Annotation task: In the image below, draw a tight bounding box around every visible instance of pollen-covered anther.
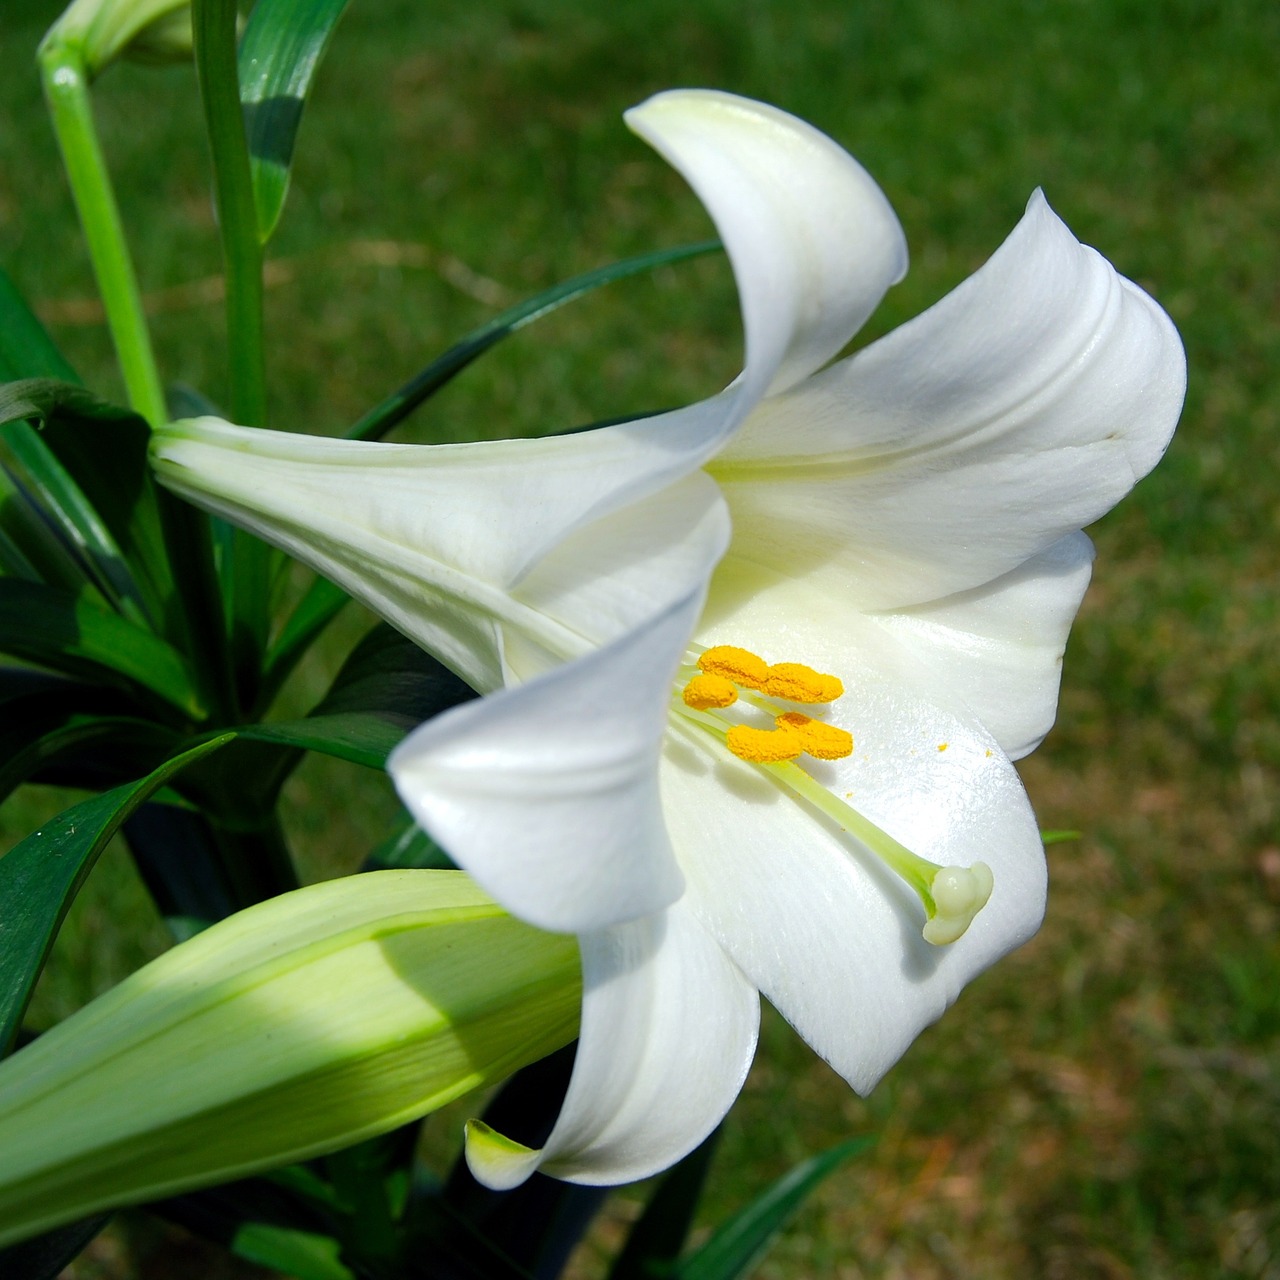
[682,673,739,710]
[761,662,844,704]
[775,712,853,760]
[725,723,804,764]
[697,645,769,690]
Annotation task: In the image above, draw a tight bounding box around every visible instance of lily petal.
[702,531,1096,760]
[153,415,730,691]
[662,668,1045,1094]
[389,589,707,934]
[627,89,908,399]
[465,900,759,1189]
[869,532,1096,758]
[710,190,1185,611]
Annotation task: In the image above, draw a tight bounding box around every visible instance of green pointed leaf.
[0,464,96,594]
[0,580,200,719]
[0,714,179,806]
[0,270,79,383]
[315,623,475,722]
[347,240,721,442]
[364,814,454,873]
[239,0,351,243]
[0,734,232,1056]
[259,575,350,708]
[1,420,150,628]
[0,379,171,624]
[1041,829,1082,846]
[238,711,407,770]
[0,1213,109,1280]
[672,1139,871,1280]
[232,1224,353,1280]
[608,1131,721,1280]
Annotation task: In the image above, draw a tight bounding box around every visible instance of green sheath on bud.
[40,0,192,79]
[0,870,581,1248]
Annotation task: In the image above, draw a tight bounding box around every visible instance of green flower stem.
[192,0,267,429]
[192,0,273,671]
[156,487,239,722]
[38,44,166,427]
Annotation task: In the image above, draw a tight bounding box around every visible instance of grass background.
[2,0,1279,1275]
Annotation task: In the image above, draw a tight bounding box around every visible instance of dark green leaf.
[0,464,95,594]
[347,241,721,442]
[0,579,200,718]
[434,1044,601,1280]
[238,0,351,242]
[259,574,350,709]
[0,378,170,624]
[0,734,232,1056]
[0,1213,109,1280]
[315,623,475,723]
[1041,829,1082,846]
[0,270,79,383]
[672,1139,871,1280]
[122,803,241,933]
[363,814,454,872]
[232,1224,354,1280]
[239,711,407,771]
[0,714,179,806]
[607,1131,721,1280]
[1,420,150,628]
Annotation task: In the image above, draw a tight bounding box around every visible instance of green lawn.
[2,0,1278,1275]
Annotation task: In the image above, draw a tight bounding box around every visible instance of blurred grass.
[2,0,1278,1275]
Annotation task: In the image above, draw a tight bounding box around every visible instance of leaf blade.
[0,579,200,719]
[238,0,351,243]
[673,1138,871,1280]
[0,734,232,1056]
[347,241,721,442]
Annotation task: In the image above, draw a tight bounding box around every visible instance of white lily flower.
[152,90,1185,1189]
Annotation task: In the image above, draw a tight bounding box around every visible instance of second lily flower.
[152,90,1185,1190]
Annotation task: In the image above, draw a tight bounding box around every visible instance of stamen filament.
[672,696,993,943]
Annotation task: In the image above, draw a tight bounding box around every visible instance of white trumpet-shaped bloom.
[152,90,1185,1190]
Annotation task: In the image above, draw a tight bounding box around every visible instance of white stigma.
[922,863,995,945]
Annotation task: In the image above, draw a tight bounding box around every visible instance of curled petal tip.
[463,1119,544,1190]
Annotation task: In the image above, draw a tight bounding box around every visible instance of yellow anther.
[682,673,739,710]
[698,645,769,690]
[725,723,804,764]
[775,712,854,761]
[761,662,844,704]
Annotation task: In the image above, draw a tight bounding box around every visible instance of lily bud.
[0,870,580,1248]
[40,0,192,79]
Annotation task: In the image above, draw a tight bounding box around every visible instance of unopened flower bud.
[0,870,580,1248]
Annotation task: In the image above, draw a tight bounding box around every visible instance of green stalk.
[38,44,166,427]
[191,0,272,686]
[191,0,267,428]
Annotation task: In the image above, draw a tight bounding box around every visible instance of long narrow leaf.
[0,269,79,383]
[607,1131,721,1280]
[0,716,179,806]
[672,1139,871,1280]
[238,711,407,771]
[1,421,150,627]
[0,466,96,594]
[239,0,351,243]
[0,580,200,719]
[0,379,170,623]
[258,574,350,712]
[347,241,721,442]
[0,734,232,1056]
